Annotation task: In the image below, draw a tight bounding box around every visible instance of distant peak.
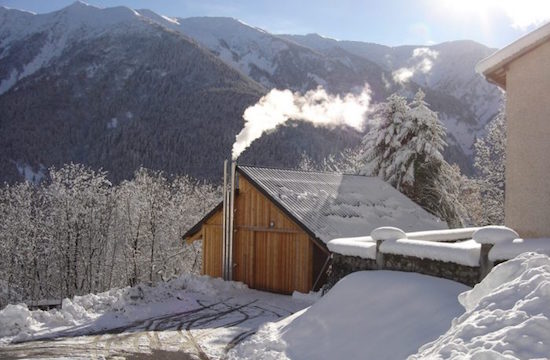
[59,1,99,14]
[432,39,492,51]
[58,1,141,21]
[66,1,93,9]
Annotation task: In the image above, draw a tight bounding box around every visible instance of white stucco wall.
[505,40,550,238]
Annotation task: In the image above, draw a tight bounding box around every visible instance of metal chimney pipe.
[221,160,228,280]
[228,161,237,281]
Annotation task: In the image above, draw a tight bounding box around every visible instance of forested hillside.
[0,2,502,184]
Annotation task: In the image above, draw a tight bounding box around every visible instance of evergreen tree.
[360,93,411,183]
[474,107,506,224]
[361,90,465,227]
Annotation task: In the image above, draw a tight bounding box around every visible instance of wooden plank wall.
[199,173,315,294]
[202,211,223,278]
[233,176,313,294]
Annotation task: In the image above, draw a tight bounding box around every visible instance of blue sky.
[1,0,549,48]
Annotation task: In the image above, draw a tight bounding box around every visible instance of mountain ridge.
[0,2,502,183]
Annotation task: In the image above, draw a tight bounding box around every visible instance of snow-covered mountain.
[0,2,503,183]
[0,2,148,94]
[135,13,502,170]
[133,12,394,100]
[282,34,503,159]
[0,2,267,182]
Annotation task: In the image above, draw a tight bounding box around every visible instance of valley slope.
[0,2,502,183]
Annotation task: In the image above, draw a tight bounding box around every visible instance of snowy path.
[0,285,310,359]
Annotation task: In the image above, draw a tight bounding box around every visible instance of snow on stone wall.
[327,226,550,288]
[328,226,550,266]
[327,237,377,259]
[380,239,480,267]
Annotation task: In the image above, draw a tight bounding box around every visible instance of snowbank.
[0,274,247,344]
[0,304,38,338]
[228,271,468,360]
[380,239,481,267]
[410,252,550,359]
[291,290,322,303]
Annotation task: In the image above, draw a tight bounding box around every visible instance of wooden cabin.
[183,165,446,294]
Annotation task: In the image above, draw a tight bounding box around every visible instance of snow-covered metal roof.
[476,21,550,88]
[238,165,447,244]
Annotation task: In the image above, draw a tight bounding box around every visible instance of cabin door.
[232,229,312,294]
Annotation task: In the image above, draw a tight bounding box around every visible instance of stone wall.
[328,252,481,289]
[327,254,377,289]
[383,254,480,287]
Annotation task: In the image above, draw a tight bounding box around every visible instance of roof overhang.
[180,167,330,253]
[236,166,330,253]
[476,21,550,89]
[182,201,223,242]
[236,165,338,247]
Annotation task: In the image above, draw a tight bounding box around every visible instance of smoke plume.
[232,85,371,160]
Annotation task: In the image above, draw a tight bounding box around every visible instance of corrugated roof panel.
[238,166,447,243]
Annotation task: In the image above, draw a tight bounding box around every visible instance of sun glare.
[441,0,491,18]
[440,0,550,30]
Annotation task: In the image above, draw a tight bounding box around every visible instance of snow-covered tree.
[0,164,221,307]
[114,169,169,286]
[112,168,221,286]
[360,93,411,183]
[45,164,113,297]
[474,107,506,225]
[298,149,363,174]
[425,162,479,228]
[298,152,318,172]
[360,90,467,226]
[361,90,446,189]
[0,182,48,303]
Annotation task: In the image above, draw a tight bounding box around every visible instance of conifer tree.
[474,107,506,224]
[361,90,464,226]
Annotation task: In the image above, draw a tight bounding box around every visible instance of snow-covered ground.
[0,274,312,359]
[228,252,550,360]
[228,271,469,359]
[3,252,549,359]
[0,274,239,343]
[411,252,550,359]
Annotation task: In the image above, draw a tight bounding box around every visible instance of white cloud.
[439,0,550,30]
[500,0,550,29]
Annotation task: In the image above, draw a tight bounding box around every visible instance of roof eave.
[476,21,550,90]
[181,201,223,241]
[236,166,329,252]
